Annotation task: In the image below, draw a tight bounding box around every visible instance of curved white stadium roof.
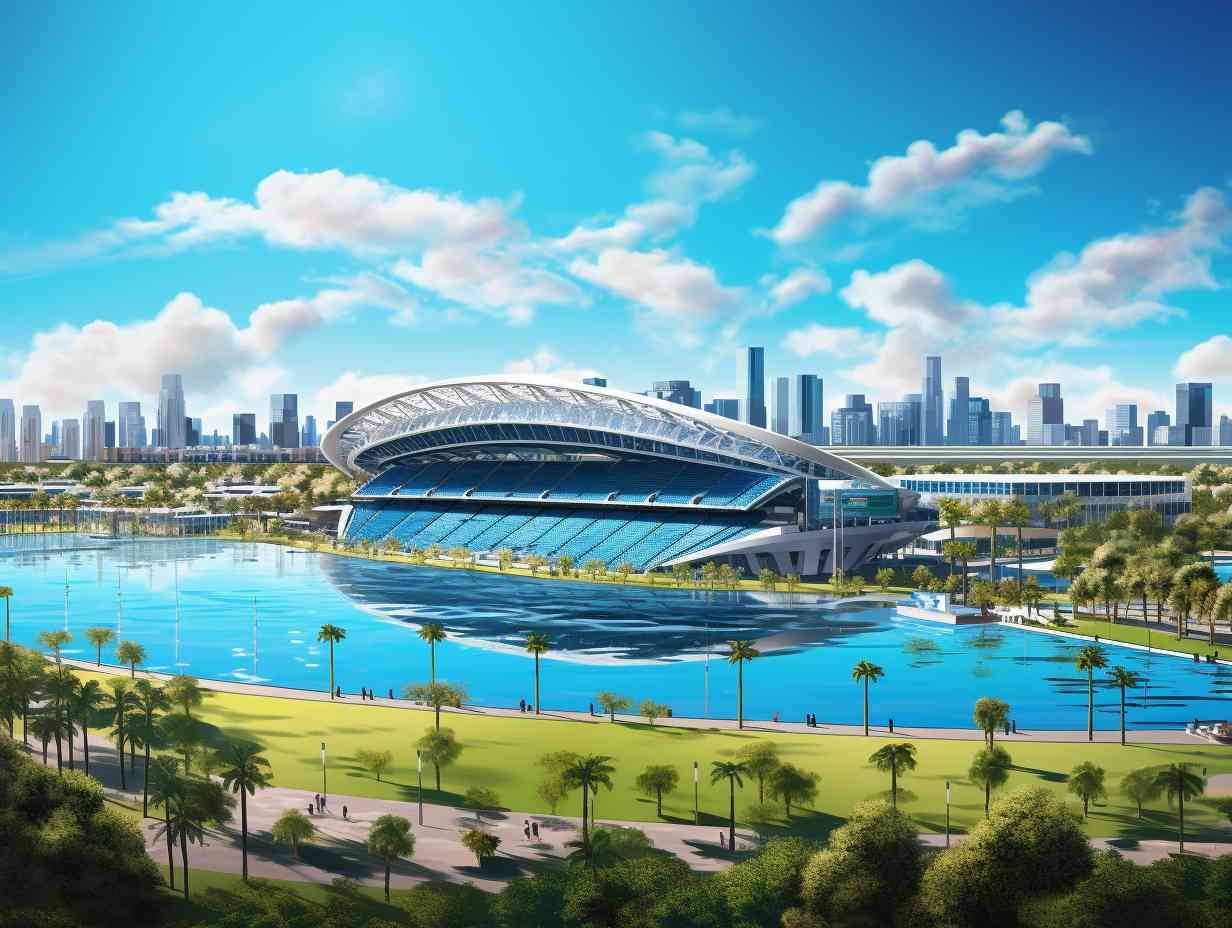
[321,375,892,488]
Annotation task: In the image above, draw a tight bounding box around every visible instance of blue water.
[2,534,1229,730]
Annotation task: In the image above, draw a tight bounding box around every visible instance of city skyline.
[4,4,1232,438]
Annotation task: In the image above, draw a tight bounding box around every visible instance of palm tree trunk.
[54,732,62,772]
[1017,527,1024,591]
[1120,688,1126,746]
[329,642,335,699]
[430,642,436,686]
[434,702,440,730]
[180,829,190,899]
[1179,793,1185,853]
[165,813,176,890]
[117,733,127,790]
[1087,671,1094,742]
[728,779,736,852]
[863,678,869,736]
[82,721,90,776]
[737,660,744,729]
[891,765,897,808]
[143,740,151,816]
[384,861,391,902]
[581,782,590,845]
[534,653,541,715]
[434,763,440,792]
[657,788,662,816]
[985,781,990,815]
[240,790,248,881]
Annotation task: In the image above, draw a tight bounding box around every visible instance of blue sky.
[2,1,1230,435]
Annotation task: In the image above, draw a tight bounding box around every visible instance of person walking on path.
[342,805,348,820]
[523,819,531,841]
[531,821,539,840]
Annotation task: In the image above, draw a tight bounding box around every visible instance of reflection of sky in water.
[2,534,1229,729]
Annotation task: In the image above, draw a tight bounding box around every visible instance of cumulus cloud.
[782,324,880,357]
[678,106,761,137]
[769,111,1091,245]
[767,267,832,308]
[840,259,983,331]
[1175,334,1232,382]
[552,200,695,252]
[502,345,601,383]
[568,248,742,321]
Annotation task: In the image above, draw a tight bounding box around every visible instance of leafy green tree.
[1120,766,1163,819]
[911,564,934,589]
[937,497,970,576]
[272,807,315,860]
[875,567,896,591]
[403,681,468,730]
[869,742,917,809]
[355,747,394,782]
[711,760,746,852]
[973,696,1010,745]
[638,698,669,726]
[464,785,503,824]
[1002,497,1032,590]
[164,674,206,717]
[1075,645,1108,741]
[718,836,818,928]
[735,741,781,803]
[1068,761,1107,818]
[418,622,447,685]
[39,628,72,665]
[85,626,116,665]
[368,814,415,902]
[768,762,819,820]
[160,711,206,774]
[536,750,580,814]
[462,828,501,866]
[562,754,615,846]
[1025,848,1195,928]
[726,639,759,729]
[155,773,233,899]
[130,680,170,815]
[635,764,679,816]
[1153,763,1206,853]
[525,632,550,714]
[316,623,347,698]
[851,659,884,736]
[416,725,463,792]
[595,690,632,721]
[565,825,654,871]
[216,740,273,881]
[969,745,1013,815]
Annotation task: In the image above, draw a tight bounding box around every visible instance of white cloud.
[568,248,742,321]
[678,106,761,137]
[840,259,982,331]
[392,246,586,326]
[766,267,832,308]
[1175,334,1232,382]
[552,200,695,253]
[502,345,601,383]
[782,324,880,357]
[769,111,1091,245]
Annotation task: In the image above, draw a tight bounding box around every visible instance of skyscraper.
[742,347,766,428]
[1028,383,1065,445]
[831,395,875,445]
[60,419,81,459]
[643,381,702,407]
[946,376,970,445]
[118,401,146,448]
[1105,404,1143,446]
[991,411,1014,445]
[789,374,824,442]
[1146,410,1170,446]
[1175,382,1213,446]
[877,400,920,445]
[1220,415,1232,446]
[270,394,300,448]
[922,356,944,445]
[232,413,257,446]
[20,405,41,463]
[187,418,202,446]
[0,399,14,462]
[82,400,106,461]
[769,376,790,435]
[966,397,993,445]
[158,374,186,448]
[703,398,740,420]
[301,415,318,447]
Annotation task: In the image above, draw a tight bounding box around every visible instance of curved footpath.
[57,655,1217,745]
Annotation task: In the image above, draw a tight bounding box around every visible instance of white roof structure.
[321,375,892,487]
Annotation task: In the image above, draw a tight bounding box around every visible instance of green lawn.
[1065,614,1228,658]
[72,673,1232,844]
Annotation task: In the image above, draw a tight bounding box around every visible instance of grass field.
[1066,614,1228,658]
[68,671,1232,845]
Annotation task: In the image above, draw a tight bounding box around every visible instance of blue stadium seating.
[548,515,628,561]
[620,517,699,567]
[431,461,499,497]
[466,508,537,550]
[387,505,455,546]
[497,511,573,549]
[654,465,724,504]
[580,518,664,565]
[510,462,577,498]
[396,462,456,496]
[355,464,418,497]
[545,463,618,501]
[613,462,683,502]
[522,512,599,554]
[471,463,542,499]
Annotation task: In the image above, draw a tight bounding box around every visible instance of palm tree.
[39,629,72,665]
[103,678,131,790]
[147,757,182,890]
[1107,666,1141,746]
[0,585,13,640]
[1153,763,1206,853]
[1121,767,1163,819]
[1075,645,1108,741]
[368,815,415,902]
[71,679,104,777]
[525,632,550,715]
[975,499,1006,584]
[726,640,760,729]
[944,540,978,602]
[937,498,970,578]
[115,640,146,678]
[972,696,1010,745]
[869,742,917,809]
[596,690,632,722]
[317,624,347,698]
[152,774,231,899]
[562,754,615,846]
[418,622,447,685]
[851,660,884,736]
[130,680,170,815]
[165,674,206,717]
[217,740,274,881]
[403,681,468,730]
[711,760,746,853]
[1002,498,1032,591]
[85,627,116,666]
[1068,761,1107,818]
[416,725,463,791]
[969,745,1012,816]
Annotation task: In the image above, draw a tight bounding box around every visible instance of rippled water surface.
[2,534,1229,729]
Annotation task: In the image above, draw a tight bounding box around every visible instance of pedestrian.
[719,831,726,848]
[589,702,594,716]
[888,717,894,733]
[519,698,526,712]
[315,793,320,811]
[336,685,342,698]
[1012,719,1017,734]
[343,804,348,821]
[773,711,779,723]
[523,819,531,841]
[307,803,314,816]
[531,821,539,840]
[389,688,394,699]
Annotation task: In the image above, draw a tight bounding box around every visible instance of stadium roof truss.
[322,376,892,488]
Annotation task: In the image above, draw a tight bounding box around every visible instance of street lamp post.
[693,761,699,825]
[321,741,327,809]
[416,750,424,825]
[945,780,951,847]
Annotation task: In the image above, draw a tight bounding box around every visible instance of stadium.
[321,376,928,578]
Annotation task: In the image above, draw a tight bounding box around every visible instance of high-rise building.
[742,347,766,428]
[117,401,146,448]
[1028,383,1065,445]
[877,400,920,446]
[50,421,61,452]
[301,415,318,447]
[581,378,606,388]
[1105,403,1143,446]
[104,421,116,449]
[643,380,701,408]
[184,417,202,447]
[922,356,944,445]
[946,377,970,445]
[789,374,825,442]
[991,411,1014,445]
[703,398,740,421]
[60,419,81,459]
[82,400,106,461]
[20,405,42,463]
[1146,410,1169,446]
[966,397,993,445]
[232,413,257,446]
[769,377,790,435]
[269,394,300,448]
[158,374,186,448]
[831,394,875,445]
[0,399,14,462]
[1219,415,1232,446]
[1176,382,1213,446]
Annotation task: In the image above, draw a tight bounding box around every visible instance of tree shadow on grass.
[453,855,531,879]
[1009,764,1067,783]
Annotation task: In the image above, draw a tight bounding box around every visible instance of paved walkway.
[59,656,1223,745]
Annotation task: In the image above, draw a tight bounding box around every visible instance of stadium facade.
[321,376,928,578]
